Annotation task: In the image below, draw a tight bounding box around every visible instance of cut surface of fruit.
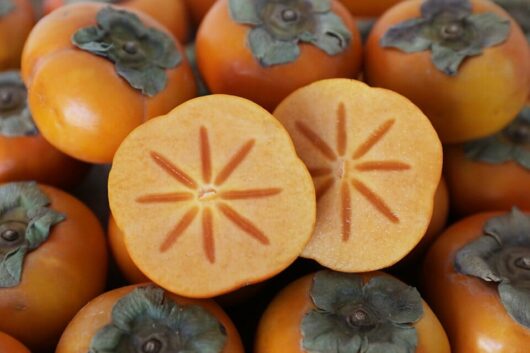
[109,94,316,298]
[274,79,442,272]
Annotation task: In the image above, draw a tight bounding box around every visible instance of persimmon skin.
[365,0,530,143]
[339,0,404,17]
[56,284,245,353]
[0,0,34,71]
[196,0,362,111]
[0,332,30,353]
[42,0,190,43]
[444,145,530,216]
[22,3,197,164]
[184,0,217,26]
[422,212,530,353]
[0,134,89,189]
[255,272,450,353]
[0,185,108,352]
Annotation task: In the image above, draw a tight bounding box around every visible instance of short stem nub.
[123,41,139,55]
[441,22,464,40]
[142,338,162,353]
[0,88,17,112]
[281,8,299,22]
[509,125,530,144]
[1,229,19,242]
[346,308,374,328]
[516,256,530,270]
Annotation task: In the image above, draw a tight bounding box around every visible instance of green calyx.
[0,0,15,17]
[0,182,65,288]
[72,6,181,97]
[89,285,227,353]
[455,208,530,329]
[302,271,423,353]
[494,0,530,42]
[464,106,530,170]
[381,0,511,76]
[229,0,352,67]
[0,71,37,138]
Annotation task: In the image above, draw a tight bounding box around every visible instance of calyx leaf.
[493,0,530,42]
[455,208,530,328]
[0,0,15,17]
[72,6,181,97]
[229,0,352,67]
[381,0,511,75]
[302,271,423,353]
[464,106,530,170]
[0,182,65,288]
[90,285,227,353]
[0,71,37,137]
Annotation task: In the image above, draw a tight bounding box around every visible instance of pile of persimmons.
[0,0,529,352]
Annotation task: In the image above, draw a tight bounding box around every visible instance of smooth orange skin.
[0,332,30,353]
[0,0,34,70]
[422,212,530,353]
[339,0,404,17]
[444,144,530,216]
[42,0,190,43]
[0,185,108,352]
[255,271,450,353]
[184,0,217,26]
[365,0,530,143]
[196,0,362,111]
[22,3,197,164]
[0,134,89,189]
[56,284,245,353]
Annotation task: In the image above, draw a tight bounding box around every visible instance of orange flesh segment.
[274,79,442,272]
[109,95,316,298]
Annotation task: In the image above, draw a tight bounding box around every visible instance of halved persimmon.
[109,94,316,298]
[0,332,30,353]
[56,284,244,353]
[22,3,196,163]
[0,0,34,71]
[274,79,442,272]
[42,0,190,43]
[196,0,362,111]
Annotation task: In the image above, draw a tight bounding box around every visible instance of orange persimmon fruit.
[196,0,362,111]
[184,0,217,26]
[0,182,107,352]
[255,270,450,353]
[274,79,442,272]
[422,209,530,352]
[0,332,30,353]
[56,284,244,353]
[22,3,196,163]
[108,94,316,298]
[339,0,404,18]
[365,0,530,143]
[0,0,34,71]
[42,0,190,43]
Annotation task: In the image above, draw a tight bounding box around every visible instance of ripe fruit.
[0,0,34,70]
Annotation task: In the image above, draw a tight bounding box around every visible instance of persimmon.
[339,0,404,18]
[196,0,362,111]
[0,182,107,351]
[422,209,530,353]
[108,94,316,298]
[445,106,530,216]
[22,3,196,163]
[184,0,217,26]
[273,79,442,272]
[0,71,88,188]
[365,0,530,143]
[57,284,244,353]
[256,270,450,353]
[0,0,34,71]
[42,0,190,43]
[0,332,30,353]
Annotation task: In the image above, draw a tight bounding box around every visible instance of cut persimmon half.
[274,79,442,272]
[108,94,316,298]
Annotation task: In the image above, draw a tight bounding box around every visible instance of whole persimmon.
[0,182,108,352]
[22,3,197,163]
[339,0,404,18]
[42,0,190,43]
[445,106,530,216]
[0,0,34,70]
[256,270,450,353]
[184,0,217,26]
[0,332,30,353]
[422,209,530,353]
[0,71,88,188]
[365,0,530,143]
[196,0,362,111]
[56,284,244,353]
